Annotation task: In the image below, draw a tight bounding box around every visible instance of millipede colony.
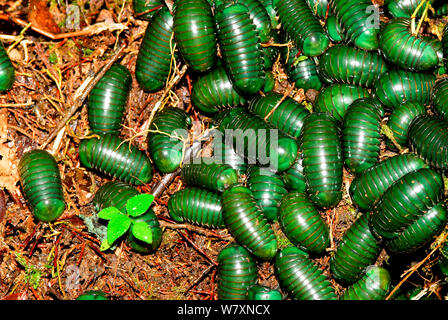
[3,0,448,300]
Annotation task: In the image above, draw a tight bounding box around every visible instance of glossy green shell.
[76,290,109,300]
[87,63,131,135]
[314,84,371,122]
[329,0,379,50]
[342,98,384,174]
[318,45,389,88]
[147,107,192,173]
[281,153,306,193]
[135,7,174,92]
[278,192,330,254]
[306,0,330,19]
[349,154,428,211]
[439,242,448,277]
[212,138,248,175]
[132,0,164,20]
[432,78,448,122]
[79,134,153,185]
[273,0,329,56]
[300,113,343,209]
[325,16,344,42]
[385,0,434,18]
[373,70,436,110]
[274,246,337,300]
[214,3,265,95]
[217,243,258,300]
[0,42,15,92]
[246,285,283,300]
[379,18,440,71]
[181,159,239,192]
[330,214,382,285]
[262,71,275,93]
[215,107,298,172]
[340,266,391,300]
[384,202,448,254]
[221,185,278,260]
[261,33,279,70]
[19,150,65,222]
[408,114,448,172]
[248,92,310,139]
[167,187,224,228]
[259,0,279,29]
[247,166,288,221]
[370,168,443,239]
[173,0,217,73]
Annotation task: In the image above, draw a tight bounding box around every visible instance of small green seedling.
[98,193,155,251]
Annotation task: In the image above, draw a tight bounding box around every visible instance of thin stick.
[159,220,232,240]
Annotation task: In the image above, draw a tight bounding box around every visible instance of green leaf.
[100,238,112,251]
[126,194,155,217]
[107,214,131,245]
[98,207,122,220]
[131,221,153,244]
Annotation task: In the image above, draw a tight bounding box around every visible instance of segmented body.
[281,153,306,193]
[0,42,15,92]
[305,0,330,19]
[212,138,248,175]
[385,0,434,18]
[340,267,391,300]
[325,16,344,42]
[432,78,448,122]
[246,285,283,300]
[132,0,164,20]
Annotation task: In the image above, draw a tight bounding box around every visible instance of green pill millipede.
[349,153,428,211]
[221,184,278,260]
[248,92,310,140]
[246,285,283,300]
[330,214,382,284]
[432,78,448,122]
[181,159,239,192]
[278,192,330,254]
[439,241,448,277]
[274,246,337,300]
[369,168,443,240]
[379,18,440,71]
[0,42,15,92]
[79,134,153,185]
[87,63,132,135]
[408,114,448,172]
[300,113,343,209]
[132,0,164,20]
[212,138,248,175]
[318,45,389,88]
[385,0,434,18]
[214,3,265,95]
[173,0,217,73]
[19,150,66,222]
[147,107,192,173]
[273,0,329,57]
[281,152,306,193]
[342,98,384,174]
[246,166,288,221]
[305,0,330,19]
[135,7,174,92]
[76,290,109,300]
[373,70,436,111]
[325,15,344,43]
[340,266,391,300]
[314,84,371,122]
[259,0,279,29]
[217,243,258,300]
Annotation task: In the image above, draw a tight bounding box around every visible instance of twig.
[183,264,216,294]
[159,220,232,240]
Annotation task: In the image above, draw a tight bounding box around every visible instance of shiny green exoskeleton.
[214,3,264,95]
[173,0,217,73]
[325,16,344,43]
[432,78,448,122]
[444,24,448,69]
[278,192,330,254]
[262,71,275,93]
[260,0,278,29]
[370,168,443,240]
[379,18,440,71]
[318,45,389,88]
[167,187,224,228]
[76,290,109,300]
[340,266,391,300]
[281,153,306,193]
[330,214,382,284]
[93,181,162,253]
[215,107,298,172]
[436,3,448,17]
[79,134,153,185]
[248,92,310,140]
[300,113,343,209]
[132,0,164,20]
[374,70,436,110]
[306,0,329,19]
[247,166,287,221]
[222,185,278,260]
[181,159,239,192]
[212,138,248,175]
[87,63,132,135]
[135,7,174,92]
[262,44,278,71]
[217,243,258,300]
[386,101,426,150]
[147,107,192,173]
[246,285,283,300]
[273,0,329,57]
[439,242,448,277]
[349,154,428,211]
[384,202,448,254]
[342,98,384,174]
[19,150,65,222]
[274,247,337,300]
[0,42,15,92]
[385,0,434,18]
[408,114,448,172]
[191,67,247,114]
[314,84,371,122]
[329,0,379,50]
